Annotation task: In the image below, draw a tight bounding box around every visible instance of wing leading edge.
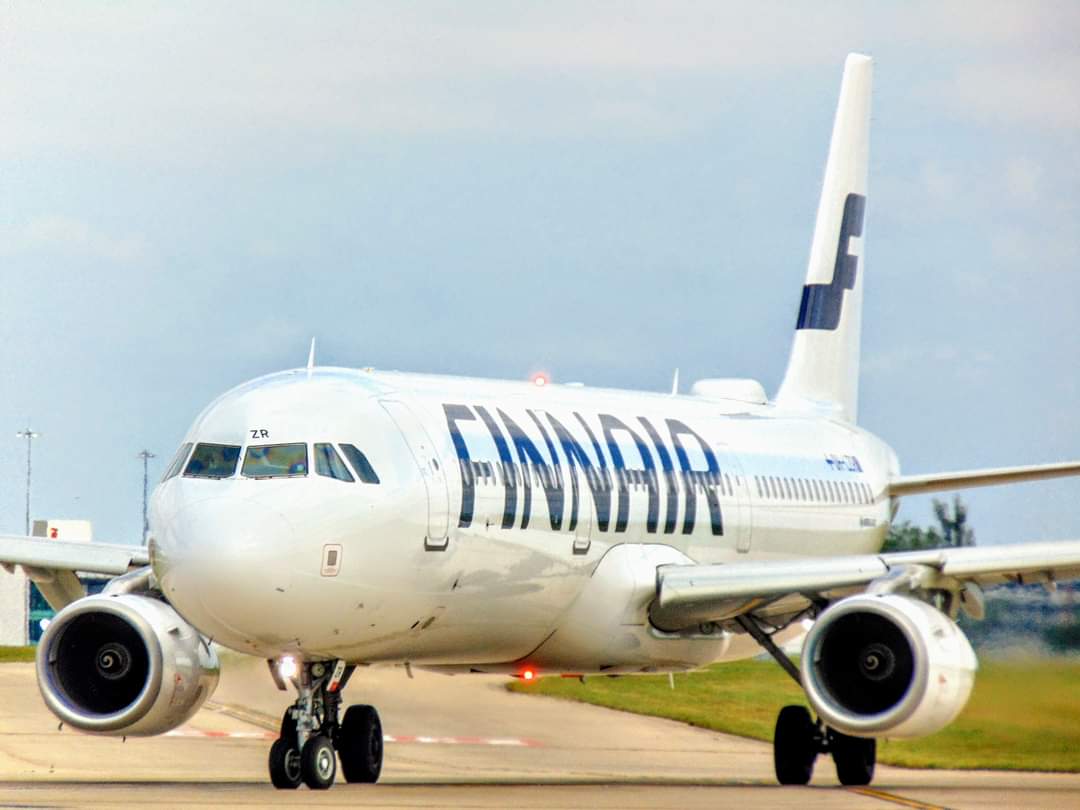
[0,535,150,611]
[888,460,1080,497]
[649,539,1080,633]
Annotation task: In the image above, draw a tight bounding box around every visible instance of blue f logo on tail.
[796,193,866,331]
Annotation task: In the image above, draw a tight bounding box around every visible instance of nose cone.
[153,496,298,651]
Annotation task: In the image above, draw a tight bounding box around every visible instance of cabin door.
[380,400,451,551]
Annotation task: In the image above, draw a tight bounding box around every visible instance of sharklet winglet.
[307,338,316,374]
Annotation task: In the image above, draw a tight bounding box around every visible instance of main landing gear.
[735,615,876,787]
[267,659,384,790]
[773,704,875,786]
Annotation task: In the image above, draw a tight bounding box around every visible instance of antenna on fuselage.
[307,338,316,376]
[670,368,680,396]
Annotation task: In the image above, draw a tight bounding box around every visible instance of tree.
[933,495,975,548]
[883,496,974,552]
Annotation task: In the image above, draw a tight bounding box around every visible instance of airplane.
[3,52,1080,791]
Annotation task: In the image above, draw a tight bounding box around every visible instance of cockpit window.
[340,444,380,484]
[243,443,308,478]
[162,442,193,482]
[315,443,354,482]
[184,443,241,479]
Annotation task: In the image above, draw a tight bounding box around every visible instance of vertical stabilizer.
[775,54,871,423]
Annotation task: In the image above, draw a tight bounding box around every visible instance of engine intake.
[36,594,219,736]
[801,594,977,738]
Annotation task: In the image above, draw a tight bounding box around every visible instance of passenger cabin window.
[243,443,308,478]
[315,443,354,482]
[340,444,380,484]
[162,442,193,482]
[184,443,241,479]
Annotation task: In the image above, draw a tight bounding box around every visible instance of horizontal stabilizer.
[888,461,1080,497]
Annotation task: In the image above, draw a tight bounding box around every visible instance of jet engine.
[800,594,977,738]
[36,593,219,736]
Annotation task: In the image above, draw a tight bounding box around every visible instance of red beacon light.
[520,667,536,681]
[531,373,549,387]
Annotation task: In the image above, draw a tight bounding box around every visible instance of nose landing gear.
[267,659,384,790]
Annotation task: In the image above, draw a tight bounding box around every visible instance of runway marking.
[166,729,275,740]
[166,728,540,747]
[849,786,949,810]
[385,734,540,747]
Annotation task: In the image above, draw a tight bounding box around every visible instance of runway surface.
[1,657,1078,809]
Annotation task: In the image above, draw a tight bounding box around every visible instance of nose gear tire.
[301,734,337,790]
[268,738,302,789]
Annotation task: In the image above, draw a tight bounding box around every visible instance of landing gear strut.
[267,659,384,790]
[735,614,876,786]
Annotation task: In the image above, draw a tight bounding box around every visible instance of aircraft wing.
[0,534,150,611]
[649,540,1080,632]
[888,460,1080,497]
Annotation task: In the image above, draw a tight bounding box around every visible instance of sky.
[1,2,1078,547]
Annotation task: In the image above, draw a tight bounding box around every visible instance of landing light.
[278,655,298,680]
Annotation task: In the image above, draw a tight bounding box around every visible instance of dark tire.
[301,734,337,790]
[280,708,297,742]
[339,704,383,783]
[832,731,876,786]
[268,737,302,789]
[774,705,818,785]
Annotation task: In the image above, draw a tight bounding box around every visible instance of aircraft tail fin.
[775,53,872,423]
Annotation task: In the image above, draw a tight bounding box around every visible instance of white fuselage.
[149,367,897,675]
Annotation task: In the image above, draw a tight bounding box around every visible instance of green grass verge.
[508,659,1080,772]
[0,646,36,663]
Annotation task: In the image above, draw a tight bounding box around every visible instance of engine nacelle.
[801,594,977,738]
[36,593,219,736]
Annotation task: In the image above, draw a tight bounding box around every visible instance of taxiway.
[1,658,1077,809]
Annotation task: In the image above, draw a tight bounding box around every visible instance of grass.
[509,659,1080,772]
[0,646,36,663]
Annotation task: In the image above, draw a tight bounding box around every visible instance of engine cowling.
[36,593,219,736]
[800,594,977,738]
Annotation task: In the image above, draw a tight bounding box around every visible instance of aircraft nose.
[153,496,297,645]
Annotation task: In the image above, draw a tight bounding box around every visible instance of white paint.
[0,567,28,646]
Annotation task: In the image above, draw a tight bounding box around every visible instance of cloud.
[0,3,859,160]
[0,216,148,263]
[928,61,1080,132]
[919,161,958,203]
[2,1,1077,165]
[989,223,1079,269]
[1003,156,1044,203]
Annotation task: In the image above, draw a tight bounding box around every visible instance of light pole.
[137,449,156,545]
[16,426,40,536]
